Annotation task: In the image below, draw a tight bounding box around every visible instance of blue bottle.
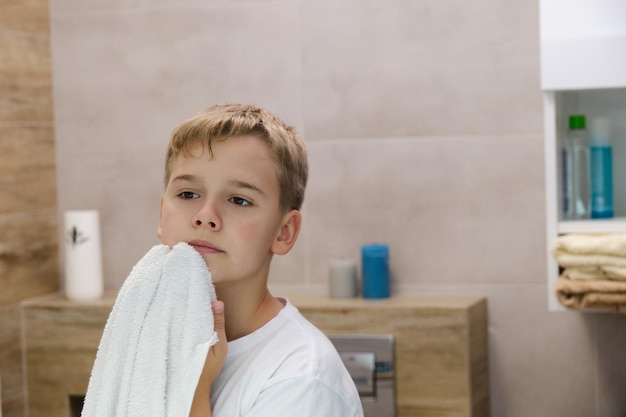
[361,244,390,299]
[589,117,613,219]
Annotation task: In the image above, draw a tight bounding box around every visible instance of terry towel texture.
[82,242,218,417]
[553,234,626,313]
[552,233,626,280]
[556,274,626,314]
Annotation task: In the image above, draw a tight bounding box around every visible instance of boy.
[156,104,363,416]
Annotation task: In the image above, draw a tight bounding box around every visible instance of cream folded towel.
[562,266,626,281]
[553,233,626,265]
[82,242,218,417]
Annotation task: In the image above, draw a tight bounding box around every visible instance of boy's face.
[158,135,299,285]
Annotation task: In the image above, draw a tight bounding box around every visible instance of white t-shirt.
[210,299,364,417]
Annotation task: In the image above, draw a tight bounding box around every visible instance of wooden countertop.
[22,291,485,310]
[288,293,485,309]
[21,292,116,308]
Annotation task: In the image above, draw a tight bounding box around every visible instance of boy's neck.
[216,282,285,341]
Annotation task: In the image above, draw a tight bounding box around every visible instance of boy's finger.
[212,301,227,346]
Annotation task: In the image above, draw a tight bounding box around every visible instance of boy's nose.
[193,202,221,230]
[195,218,218,229]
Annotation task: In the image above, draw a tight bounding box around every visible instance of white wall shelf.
[540,0,626,311]
[540,0,626,90]
[558,219,626,234]
[543,88,626,311]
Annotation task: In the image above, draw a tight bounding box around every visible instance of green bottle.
[562,115,589,219]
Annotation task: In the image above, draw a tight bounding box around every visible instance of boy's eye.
[178,191,200,199]
[230,196,251,207]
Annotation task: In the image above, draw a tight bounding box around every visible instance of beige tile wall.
[49,0,626,416]
[0,0,59,416]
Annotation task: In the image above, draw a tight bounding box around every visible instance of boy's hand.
[208,301,228,381]
[189,301,228,417]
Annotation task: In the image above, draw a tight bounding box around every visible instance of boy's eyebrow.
[227,179,266,196]
[170,175,266,196]
[170,174,201,184]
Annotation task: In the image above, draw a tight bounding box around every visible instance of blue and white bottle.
[590,117,613,219]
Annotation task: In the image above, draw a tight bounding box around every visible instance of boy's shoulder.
[213,299,363,416]
[250,298,339,364]
[223,298,350,381]
[273,299,339,362]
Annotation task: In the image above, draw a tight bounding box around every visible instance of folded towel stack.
[555,275,626,313]
[82,242,218,417]
[552,233,626,313]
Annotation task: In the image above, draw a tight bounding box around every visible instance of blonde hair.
[164,104,308,211]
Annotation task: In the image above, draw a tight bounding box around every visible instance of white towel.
[82,242,218,417]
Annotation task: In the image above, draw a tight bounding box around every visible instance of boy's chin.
[158,239,183,249]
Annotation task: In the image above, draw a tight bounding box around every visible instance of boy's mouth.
[188,239,223,254]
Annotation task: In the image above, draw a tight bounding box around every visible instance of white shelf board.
[558,218,626,234]
[540,0,626,90]
[541,34,626,90]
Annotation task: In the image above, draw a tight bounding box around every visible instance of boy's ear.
[271,210,302,255]
[156,196,164,239]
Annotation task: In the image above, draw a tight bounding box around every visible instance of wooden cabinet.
[22,293,488,417]
[291,294,489,417]
[21,294,113,417]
